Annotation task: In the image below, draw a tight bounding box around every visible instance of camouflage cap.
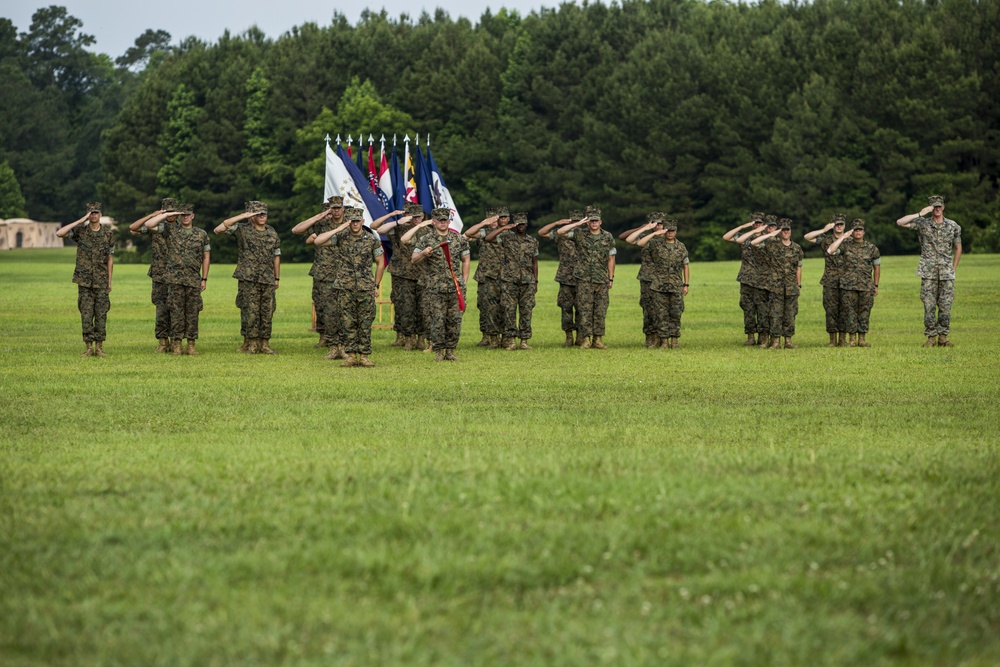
[432,207,451,221]
[324,195,344,210]
[928,195,945,207]
[404,202,424,217]
[485,207,498,218]
[646,212,659,224]
[244,200,268,214]
[178,202,195,214]
[586,205,602,220]
[496,206,511,217]
[161,197,179,211]
[764,214,778,226]
[569,209,584,221]
[851,218,865,230]
[513,212,528,225]
[664,219,679,231]
[86,202,102,213]
[832,213,846,224]
[779,218,792,230]
[345,206,365,221]
[751,211,765,223]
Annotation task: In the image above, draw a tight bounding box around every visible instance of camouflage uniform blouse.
[152,223,210,288]
[328,230,383,291]
[566,229,617,284]
[495,231,538,284]
[835,239,880,292]
[70,225,115,289]
[546,231,578,286]
[901,216,961,280]
[226,223,281,284]
[814,233,844,287]
[415,230,470,293]
[736,239,768,290]
[386,224,419,281]
[471,227,502,281]
[308,218,339,282]
[760,239,803,295]
[646,237,689,293]
[138,218,177,281]
[637,240,654,282]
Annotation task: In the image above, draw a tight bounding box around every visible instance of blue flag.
[335,145,389,221]
[389,145,405,212]
[413,143,434,216]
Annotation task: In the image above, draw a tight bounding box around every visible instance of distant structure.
[0,218,64,250]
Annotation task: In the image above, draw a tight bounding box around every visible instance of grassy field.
[1,248,998,666]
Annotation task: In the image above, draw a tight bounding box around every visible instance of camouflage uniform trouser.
[740,284,769,334]
[501,282,536,340]
[167,284,203,340]
[921,278,954,337]
[476,279,502,336]
[78,285,110,343]
[840,289,874,334]
[639,280,654,335]
[238,280,276,339]
[557,283,578,332]
[651,289,684,338]
[337,288,376,355]
[151,282,171,339]
[822,284,843,333]
[768,290,799,337]
[423,287,465,351]
[313,279,341,346]
[577,282,610,338]
[391,276,420,337]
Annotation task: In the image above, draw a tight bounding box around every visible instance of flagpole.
[335,134,341,146]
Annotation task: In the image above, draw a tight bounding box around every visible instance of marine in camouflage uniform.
[486,212,538,349]
[537,211,582,346]
[725,212,772,345]
[216,200,281,354]
[292,196,343,351]
[752,218,803,349]
[557,205,616,349]
[464,206,507,346]
[827,218,880,347]
[316,207,386,367]
[383,202,426,347]
[804,214,848,346]
[146,203,210,354]
[622,212,665,347]
[57,202,115,357]
[130,197,179,350]
[896,195,962,347]
[413,208,471,360]
[639,220,689,348]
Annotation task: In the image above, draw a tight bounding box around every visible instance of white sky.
[4,0,565,59]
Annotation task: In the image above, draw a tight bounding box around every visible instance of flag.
[355,137,365,172]
[388,143,405,211]
[403,139,418,204]
[413,142,434,216]
[426,145,464,233]
[325,143,390,225]
[378,146,391,203]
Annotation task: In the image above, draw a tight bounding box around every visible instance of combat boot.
[341,354,356,368]
[324,345,338,360]
[81,342,94,357]
[94,341,106,357]
[476,333,490,347]
[659,337,671,349]
[757,334,770,348]
[646,334,656,348]
[155,338,169,353]
[434,349,445,362]
[237,337,249,353]
[848,333,857,348]
[403,336,415,351]
[937,334,953,347]
[444,349,459,361]
[593,336,608,350]
[186,339,199,356]
[837,332,847,347]
[171,339,183,355]
[563,331,574,347]
[745,333,757,346]
[416,335,427,351]
[923,336,937,348]
[331,345,345,360]
[259,340,277,355]
[768,335,781,349]
[670,337,680,349]
[827,333,837,347]
[357,355,375,367]
[518,339,531,350]
[246,339,260,354]
[783,336,796,349]
[574,332,583,346]
[503,336,517,351]
[488,335,500,349]
[392,331,405,347]
[579,336,592,349]
[857,333,871,348]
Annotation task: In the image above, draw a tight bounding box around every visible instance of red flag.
[439,241,466,312]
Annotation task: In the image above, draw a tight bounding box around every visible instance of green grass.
[1,249,998,666]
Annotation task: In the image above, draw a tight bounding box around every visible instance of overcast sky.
[5,0,565,59]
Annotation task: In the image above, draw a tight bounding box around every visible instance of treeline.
[3,0,999,263]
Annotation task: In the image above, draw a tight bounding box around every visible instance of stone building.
[0,218,65,250]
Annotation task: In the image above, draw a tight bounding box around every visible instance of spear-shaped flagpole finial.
[380,134,386,146]
[368,134,375,145]
[404,134,410,143]
[324,133,331,145]
[415,133,420,146]
[347,134,353,147]
[426,134,430,148]
[393,134,397,146]
[336,134,342,145]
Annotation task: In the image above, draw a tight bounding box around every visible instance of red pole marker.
[439,241,466,312]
